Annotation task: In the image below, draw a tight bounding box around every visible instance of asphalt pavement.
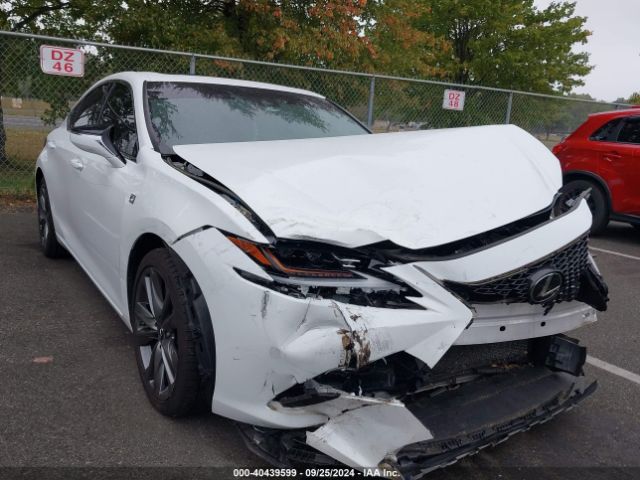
[1,209,639,480]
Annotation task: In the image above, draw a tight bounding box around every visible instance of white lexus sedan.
[36,72,609,476]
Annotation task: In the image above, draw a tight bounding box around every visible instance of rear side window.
[589,118,622,142]
[617,117,640,144]
[69,83,111,131]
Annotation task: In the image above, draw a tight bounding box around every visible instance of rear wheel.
[131,248,214,417]
[560,179,609,234]
[37,178,66,258]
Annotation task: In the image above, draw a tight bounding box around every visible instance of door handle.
[70,158,84,171]
[604,151,622,162]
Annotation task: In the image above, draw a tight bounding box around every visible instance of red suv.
[553,107,640,233]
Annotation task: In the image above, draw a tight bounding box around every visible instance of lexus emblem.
[529,269,564,304]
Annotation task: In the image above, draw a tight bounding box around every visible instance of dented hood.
[173,124,561,249]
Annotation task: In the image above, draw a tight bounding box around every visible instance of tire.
[131,248,215,417]
[560,179,609,234]
[37,177,67,258]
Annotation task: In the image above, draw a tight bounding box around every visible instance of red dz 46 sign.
[40,45,84,77]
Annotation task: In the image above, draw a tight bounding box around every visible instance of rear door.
[598,116,640,214]
[559,117,617,176]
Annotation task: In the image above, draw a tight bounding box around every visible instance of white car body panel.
[170,198,595,429]
[306,403,433,470]
[174,123,560,249]
[171,225,475,427]
[416,200,592,283]
[456,301,596,345]
[35,72,606,473]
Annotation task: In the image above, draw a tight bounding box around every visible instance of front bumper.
[171,198,604,470]
[239,361,596,478]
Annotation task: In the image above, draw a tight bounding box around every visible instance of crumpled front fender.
[171,227,472,428]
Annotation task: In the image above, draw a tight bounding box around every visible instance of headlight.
[225,234,424,309]
[227,235,363,280]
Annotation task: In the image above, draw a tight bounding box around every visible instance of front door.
[64,81,140,310]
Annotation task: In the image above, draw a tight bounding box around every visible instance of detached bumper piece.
[238,335,596,479]
[396,367,595,478]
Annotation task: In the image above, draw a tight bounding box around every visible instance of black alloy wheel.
[132,248,215,417]
[134,265,180,401]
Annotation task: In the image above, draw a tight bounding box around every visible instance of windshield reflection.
[145,82,368,148]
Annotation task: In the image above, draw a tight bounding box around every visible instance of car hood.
[173,124,561,249]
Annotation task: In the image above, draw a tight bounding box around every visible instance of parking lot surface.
[1,209,639,479]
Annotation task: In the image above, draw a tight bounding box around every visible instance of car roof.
[100,71,326,99]
[588,106,640,119]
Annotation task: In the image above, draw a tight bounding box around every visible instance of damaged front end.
[239,335,595,478]
[171,192,608,477]
[222,197,608,477]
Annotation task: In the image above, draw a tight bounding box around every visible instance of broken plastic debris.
[32,356,54,364]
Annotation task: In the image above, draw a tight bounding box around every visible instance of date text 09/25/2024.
[233,468,400,477]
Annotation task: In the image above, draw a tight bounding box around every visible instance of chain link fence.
[0,30,630,195]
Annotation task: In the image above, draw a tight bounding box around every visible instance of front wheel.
[560,179,609,234]
[37,177,66,258]
[131,248,215,417]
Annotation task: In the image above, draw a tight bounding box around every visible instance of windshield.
[145,81,368,148]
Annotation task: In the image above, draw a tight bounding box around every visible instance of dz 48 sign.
[40,45,84,77]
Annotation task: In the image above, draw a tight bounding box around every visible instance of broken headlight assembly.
[226,234,423,309]
[228,235,362,279]
[552,186,592,218]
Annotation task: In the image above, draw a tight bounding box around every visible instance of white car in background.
[36,72,609,477]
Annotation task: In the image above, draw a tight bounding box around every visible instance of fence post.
[189,55,196,75]
[505,92,513,124]
[367,75,376,129]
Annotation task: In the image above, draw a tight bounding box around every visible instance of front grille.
[446,235,589,306]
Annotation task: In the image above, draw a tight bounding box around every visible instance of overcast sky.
[533,0,640,102]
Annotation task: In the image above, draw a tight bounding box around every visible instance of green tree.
[417,0,592,94]
[0,1,448,133]
[0,0,597,167]
[361,0,449,78]
[41,0,444,75]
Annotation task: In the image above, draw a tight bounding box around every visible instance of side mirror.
[69,127,124,168]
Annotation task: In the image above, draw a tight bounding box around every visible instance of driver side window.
[69,83,111,131]
[103,82,139,161]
